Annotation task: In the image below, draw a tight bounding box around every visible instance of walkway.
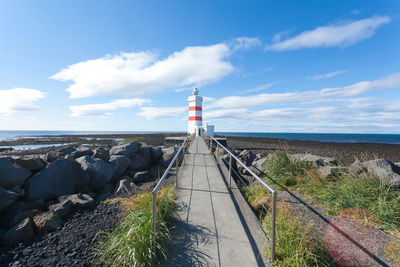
[163,137,267,267]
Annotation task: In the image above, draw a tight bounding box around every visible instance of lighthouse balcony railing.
[205,134,277,263]
[151,135,190,263]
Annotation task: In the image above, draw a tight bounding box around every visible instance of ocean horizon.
[1,130,400,145]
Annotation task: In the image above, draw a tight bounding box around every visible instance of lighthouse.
[188,88,203,136]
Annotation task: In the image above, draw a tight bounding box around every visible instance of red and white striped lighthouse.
[188,88,203,135]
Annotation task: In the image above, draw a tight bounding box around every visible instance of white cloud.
[231,37,261,51]
[307,69,350,80]
[244,81,281,93]
[52,43,234,99]
[208,72,400,109]
[266,16,390,51]
[70,98,149,117]
[137,107,186,120]
[0,88,46,115]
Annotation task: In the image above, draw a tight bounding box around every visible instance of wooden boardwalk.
[163,137,268,267]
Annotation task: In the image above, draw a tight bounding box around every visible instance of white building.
[187,88,214,137]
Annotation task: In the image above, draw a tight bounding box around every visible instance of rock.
[289,154,337,167]
[0,228,6,240]
[109,142,138,158]
[0,186,21,213]
[33,211,63,234]
[76,155,113,190]
[256,152,268,160]
[48,200,73,218]
[160,146,177,167]
[109,155,131,181]
[1,218,35,246]
[133,171,152,183]
[139,146,152,167]
[11,185,24,196]
[25,199,45,210]
[0,159,32,189]
[0,157,15,164]
[114,179,137,196]
[395,162,400,167]
[8,209,42,228]
[58,193,94,210]
[71,146,93,159]
[14,156,46,172]
[251,157,269,175]
[349,158,400,189]
[318,166,348,179]
[56,146,76,158]
[98,183,114,194]
[129,153,148,171]
[44,151,58,163]
[150,146,163,164]
[92,147,110,161]
[137,181,157,192]
[25,159,90,202]
[238,150,257,166]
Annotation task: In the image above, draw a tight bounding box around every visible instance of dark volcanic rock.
[150,146,163,164]
[92,147,110,161]
[129,153,148,171]
[48,200,74,218]
[58,194,94,210]
[0,187,21,213]
[25,159,90,202]
[114,178,137,196]
[133,171,152,183]
[33,211,63,234]
[0,160,31,190]
[8,209,42,229]
[1,218,35,246]
[109,142,138,158]
[139,146,152,167]
[349,158,400,189]
[71,146,93,159]
[14,156,45,172]
[76,156,113,190]
[109,155,131,181]
[0,201,121,266]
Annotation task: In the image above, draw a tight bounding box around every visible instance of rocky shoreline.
[0,134,183,266]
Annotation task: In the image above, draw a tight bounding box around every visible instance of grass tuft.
[95,186,176,267]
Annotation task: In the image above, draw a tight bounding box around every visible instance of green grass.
[239,184,333,266]
[263,152,400,230]
[95,186,176,267]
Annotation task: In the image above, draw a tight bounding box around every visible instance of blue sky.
[0,0,399,133]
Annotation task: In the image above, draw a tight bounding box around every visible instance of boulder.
[25,159,90,202]
[44,151,58,163]
[114,179,137,196]
[92,147,110,161]
[58,193,94,210]
[71,146,93,159]
[0,157,15,164]
[0,186,21,213]
[251,157,268,176]
[109,142,138,158]
[109,155,131,181]
[98,183,114,194]
[129,153,148,171]
[0,228,6,241]
[14,156,46,172]
[1,218,35,246]
[349,159,400,189]
[150,146,163,164]
[139,146,152,167]
[288,154,337,168]
[0,159,32,189]
[256,152,268,160]
[56,146,76,158]
[318,166,348,179]
[160,146,177,167]
[11,185,24,197]
[33,211,63,234]
[76,155,113,190]
[48,200,73,218]
[238,150,257,166]
[8,209,42,229]
[396,162,400,167]
[133,171,152,183]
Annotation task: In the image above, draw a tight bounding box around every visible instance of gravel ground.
[225,136,400,166]
[0,201,121,267]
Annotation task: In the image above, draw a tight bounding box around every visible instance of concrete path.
[163,137,267,267]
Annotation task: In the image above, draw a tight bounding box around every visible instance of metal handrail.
[151,136,189,263]
[207,135,277,263]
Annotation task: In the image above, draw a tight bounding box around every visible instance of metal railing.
[207,135,277,263]
[151,136,190,263]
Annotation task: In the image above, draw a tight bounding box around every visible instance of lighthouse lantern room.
[187,88,203,136]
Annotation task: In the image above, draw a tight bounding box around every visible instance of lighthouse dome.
[192,88,199,95]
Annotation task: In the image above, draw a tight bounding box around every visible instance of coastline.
[224,135,400,166]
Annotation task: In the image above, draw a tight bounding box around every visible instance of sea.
[0,130,400,145]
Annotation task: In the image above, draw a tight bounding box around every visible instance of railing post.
[229,154,232,189]
[152,192,157,265]
[271,191,277,263]
[216,143,219,164]
[175,150,179,188]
